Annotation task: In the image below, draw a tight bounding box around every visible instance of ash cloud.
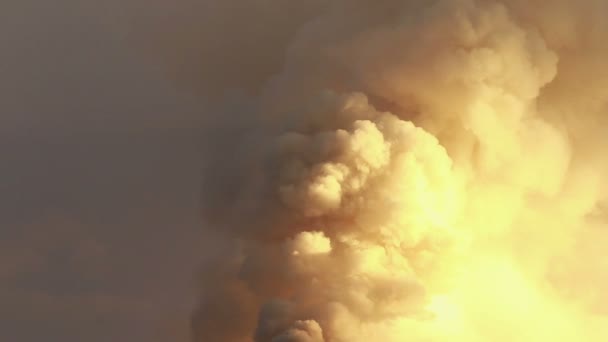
[139,0,608,341]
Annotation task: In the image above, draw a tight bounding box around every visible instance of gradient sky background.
[0,1,211,341]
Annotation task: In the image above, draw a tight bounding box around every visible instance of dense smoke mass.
[174,0,608,341]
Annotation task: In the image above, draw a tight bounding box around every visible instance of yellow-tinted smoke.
[188,0,608,341]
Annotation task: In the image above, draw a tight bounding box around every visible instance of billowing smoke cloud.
[166,0,608,341]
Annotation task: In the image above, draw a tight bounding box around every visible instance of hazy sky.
[1,1,208,341]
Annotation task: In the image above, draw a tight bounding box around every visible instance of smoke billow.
[170,0,608,341]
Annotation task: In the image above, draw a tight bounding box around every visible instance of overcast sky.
[0,1,211,341]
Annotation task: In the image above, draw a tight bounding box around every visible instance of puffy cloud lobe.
[289,232,332,256]
[188,0,608,341]
[271,321,324,342]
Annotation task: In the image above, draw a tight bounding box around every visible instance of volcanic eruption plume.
[160,0,608,341]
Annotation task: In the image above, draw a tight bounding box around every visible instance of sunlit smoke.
[158,0,608,341]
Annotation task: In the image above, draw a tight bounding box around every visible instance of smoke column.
[164,0,608,341]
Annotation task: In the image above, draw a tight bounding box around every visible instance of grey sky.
[1,1,209,341]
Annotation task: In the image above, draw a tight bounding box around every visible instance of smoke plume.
[176,0,608,341]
